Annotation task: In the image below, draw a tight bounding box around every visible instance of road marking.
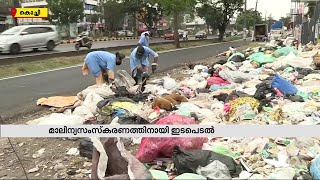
[0,39,243,81]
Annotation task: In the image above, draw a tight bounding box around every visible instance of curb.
[60,37,163,44]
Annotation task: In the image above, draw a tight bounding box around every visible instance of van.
[0,25,61,54]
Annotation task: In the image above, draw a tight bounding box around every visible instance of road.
[0,40,248,121]
[0,36,210,60]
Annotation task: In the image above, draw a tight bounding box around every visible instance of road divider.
[0,39,216,66]
[61,37,163,44]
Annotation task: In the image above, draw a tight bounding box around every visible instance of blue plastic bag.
[310,157,320,179]
[271,74,298,96]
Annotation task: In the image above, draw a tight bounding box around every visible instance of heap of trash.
[27,39,320,179]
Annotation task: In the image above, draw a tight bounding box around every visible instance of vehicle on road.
[116,30,134,37]
[0,25,60,54]
[75,32,93,50]
[195,31,207,39]
[164,32,174,40]
[270,21,284,41]
[182,31,188,41]
[254,24,268,41]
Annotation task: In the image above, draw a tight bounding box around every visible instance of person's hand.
[151,63,158,73]
[142,72,150,79]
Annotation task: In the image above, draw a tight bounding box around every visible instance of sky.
[246,0,292,20]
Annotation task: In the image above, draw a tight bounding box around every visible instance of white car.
[0,25,61,54]
[116,30,134,37]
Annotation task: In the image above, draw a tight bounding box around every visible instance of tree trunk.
[218,28,225,41]
[173,11,180,48]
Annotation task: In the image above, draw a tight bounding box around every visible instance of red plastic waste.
[136,114,208,163]
[207,77,231,87]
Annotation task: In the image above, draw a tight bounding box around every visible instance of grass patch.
[0,38,239,79]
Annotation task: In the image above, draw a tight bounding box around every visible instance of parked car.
[116,30,134,37]
[124,30,134,37]
[195,31,207,39]
[0,25,60,54]
[164,32,174,40]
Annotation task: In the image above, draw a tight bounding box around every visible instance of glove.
[151,63,158,73]
[142,72,150,79]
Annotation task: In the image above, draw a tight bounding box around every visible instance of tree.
[46,0,84,37]
[279,16,291,27]
[123,0,164,30]
[103,0,125,37]
[236,9,263,29]
[307,2,316,19]
[161,0,197,48]
[267,15,275,31]
[197,0,244,41]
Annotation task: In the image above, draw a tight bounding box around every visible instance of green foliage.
[103,0,125,36]
[0,0,10,15]
[122,0,164,29]
[236,9,263,29]
[46,0,84,25]
[161,0,197,47]
[90,3,103,24]
[197,0,243,41]
[279,16,291,27]
[307,2,316,18]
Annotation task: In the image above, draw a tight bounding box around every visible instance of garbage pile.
[27,40,320,179]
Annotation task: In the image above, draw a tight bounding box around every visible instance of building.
[0,0,16,32]
[19,0,49,25]
[184,17,206,34]
[19,0,101,27]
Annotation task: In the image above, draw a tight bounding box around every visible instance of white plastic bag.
[83,92,104,114]
[77,84,114,100]
[73,105,94,119]
[27,113,85,125]
[163,77,177,90]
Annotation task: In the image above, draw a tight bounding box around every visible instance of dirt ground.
[0,44,254,179]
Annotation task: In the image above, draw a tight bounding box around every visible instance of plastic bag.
[274,46,298,57]
[163,77,177,90]
[82,92,104,114]
[196,160,232,179]
[77,84,114,100]
[172,146,242,177]
[136,115,208,163]
[228,52,245,62]
[26,113,85,125]
[91,137,152,180]
[212,145,241,159]
[174,173,206,180]
[249,53,276,65]
[207,77,231,87]
[271,74,298,96]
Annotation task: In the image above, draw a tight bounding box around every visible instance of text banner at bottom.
[0,125,319,137]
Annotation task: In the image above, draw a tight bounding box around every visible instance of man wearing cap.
[82,51,125,85]
[138,31,150,47]
[130,45,159,89]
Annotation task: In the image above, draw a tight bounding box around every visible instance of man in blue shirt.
[82,51,125,85]
[138,31,150,47]
[130,45,159,89]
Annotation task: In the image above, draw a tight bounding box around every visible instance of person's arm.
[82,62,89,75]
[107,70,115,81]
[146,47,159,63]
[106,62,116,82]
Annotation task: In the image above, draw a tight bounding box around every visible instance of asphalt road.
[0,36,210,60]
[0,40,248,121]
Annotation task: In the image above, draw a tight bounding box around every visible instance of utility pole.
[252,0,258,41]
[12,0,19,26]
